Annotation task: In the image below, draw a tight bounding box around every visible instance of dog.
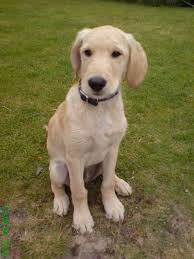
[47,25,148,234]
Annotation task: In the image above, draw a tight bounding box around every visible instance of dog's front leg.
[101,146,124,222]
[66,158,94,234]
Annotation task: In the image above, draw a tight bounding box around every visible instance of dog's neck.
[66,84,126,125]
[67,83,125,112]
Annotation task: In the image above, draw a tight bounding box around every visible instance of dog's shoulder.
[48,85,77,127]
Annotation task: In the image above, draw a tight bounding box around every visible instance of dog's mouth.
[92,90,104,96]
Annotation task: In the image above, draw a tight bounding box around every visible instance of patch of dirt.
[64,231,114,259]
[120,224,139,243]
[134,191,145,205]
[165,206,193,240]
[118,222,145,249]
[9,208,27,259]
[130,189,155,208]
[9,246,21,259]
[10,208,26,221]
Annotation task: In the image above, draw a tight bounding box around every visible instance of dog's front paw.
[73,208,94,234]
[53,195,69,216]
[103,195,124,222]
[115,178,132,196]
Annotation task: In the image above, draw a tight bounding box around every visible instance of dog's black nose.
[88,76,107,92]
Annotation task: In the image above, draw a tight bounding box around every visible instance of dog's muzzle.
[78,81,119,106]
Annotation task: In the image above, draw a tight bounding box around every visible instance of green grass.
[0,0,194,258]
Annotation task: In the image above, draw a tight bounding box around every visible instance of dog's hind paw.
[115,177,132,196]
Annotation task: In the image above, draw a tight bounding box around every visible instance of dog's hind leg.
[115,175,132,196]
[49,160,70,216]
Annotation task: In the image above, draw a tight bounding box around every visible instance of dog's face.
[71,26,148,97]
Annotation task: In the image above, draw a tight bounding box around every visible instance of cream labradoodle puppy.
[47,25,148,234]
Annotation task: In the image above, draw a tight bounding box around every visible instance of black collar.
[78,85,119,106]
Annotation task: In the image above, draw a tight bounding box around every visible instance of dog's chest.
[82,110,127,166]
[66,94,128,166]
[92,115,120,144]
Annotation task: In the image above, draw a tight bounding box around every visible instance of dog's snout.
[88,76,107,92]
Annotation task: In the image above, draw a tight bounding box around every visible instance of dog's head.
[71,25,148,97]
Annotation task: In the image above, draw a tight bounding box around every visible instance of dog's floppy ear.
[71,28,91,74]
[126,34,148,88]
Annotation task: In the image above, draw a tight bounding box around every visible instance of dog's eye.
[112,51,122,58]
[84,49,92,57]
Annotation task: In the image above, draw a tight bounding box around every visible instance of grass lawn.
[0,0,194,258]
